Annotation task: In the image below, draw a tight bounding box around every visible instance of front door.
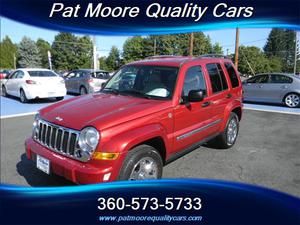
[173,65,211,153]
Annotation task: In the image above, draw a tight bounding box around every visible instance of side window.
[206,63,228,93]
[182,66,206,97]
[225,63,239,88]
[66,72,76,79]
[9,71,18,79]
[256,75,269,83]
[16,71,25,79]
[270,75,293,84]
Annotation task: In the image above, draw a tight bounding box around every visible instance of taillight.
[88,78,94,83]
[26,80,37,84]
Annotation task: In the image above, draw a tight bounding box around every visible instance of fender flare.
[100,123,169,155]
[220,100,242,130]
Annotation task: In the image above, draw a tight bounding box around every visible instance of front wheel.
[284,93,300,108]
[207,112,239,149]
[118,145,163,181]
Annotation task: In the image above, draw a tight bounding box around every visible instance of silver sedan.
[243,73,300,108]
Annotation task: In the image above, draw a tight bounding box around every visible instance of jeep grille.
[33,119,81,161]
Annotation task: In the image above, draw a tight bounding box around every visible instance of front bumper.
[25,138,125,184]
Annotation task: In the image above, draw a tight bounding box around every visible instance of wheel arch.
[282,92,300,103]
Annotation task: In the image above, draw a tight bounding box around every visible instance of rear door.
[204,62,231,133]
[267,74,293,103]
[65,71,77,93]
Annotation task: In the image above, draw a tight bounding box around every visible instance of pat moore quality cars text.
[25,56,243,183]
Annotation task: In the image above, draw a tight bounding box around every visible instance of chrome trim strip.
[176,119,222,141]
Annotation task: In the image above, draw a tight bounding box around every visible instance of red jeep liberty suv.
[25,55,243,184]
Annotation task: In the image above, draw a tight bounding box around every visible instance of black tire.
[283,93,300,108]
[20,89,28,103]
[118,145,163,181]
[56,96,64,101]
[2,85,7,97]
[207,112,239,149]
[80,86,87,95]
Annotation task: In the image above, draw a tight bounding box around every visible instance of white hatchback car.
[1,68,67,103]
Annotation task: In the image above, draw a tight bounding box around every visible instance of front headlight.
[78,127,100,155]
[32,113,40,138]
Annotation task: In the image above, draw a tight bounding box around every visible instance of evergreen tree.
[0,36,17,69]
[36,38,51,68]
[18,36,41,68]
[52,33,92,70]
[106,46,120,71]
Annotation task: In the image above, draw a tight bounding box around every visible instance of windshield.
[103,65,179,100]
[28,70,57,77]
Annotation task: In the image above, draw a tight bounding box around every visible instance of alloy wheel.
[285,94,299,108]
[129,157,158,180]
[227,117,238,145]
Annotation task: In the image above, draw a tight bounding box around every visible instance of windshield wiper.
[102,88,119,95]
[119,90,152,99]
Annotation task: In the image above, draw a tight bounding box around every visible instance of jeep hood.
[39,93,171,130]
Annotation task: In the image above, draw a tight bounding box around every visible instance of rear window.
[28,71,57,77]
[225,63,239,88]
[206,63,228,93]
[91,72,110,79]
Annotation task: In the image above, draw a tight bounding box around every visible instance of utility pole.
[13,53,16,70]
[226,49,229,56]
[47,50,52,70]
[294,31,298,74]
[154,37,157,55]
[189,32,194,56]
[93,36,97,71]
[234,28,240,69]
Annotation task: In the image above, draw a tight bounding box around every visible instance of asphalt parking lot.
[1,110,300,197]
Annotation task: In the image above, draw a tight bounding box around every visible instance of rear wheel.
[207,112,239,149]
[2,85,7,97]
[284,93,300,108]
[20,89,28,103]
[80,86,87,95]
[56,96,64,101]
[118,145,163,181]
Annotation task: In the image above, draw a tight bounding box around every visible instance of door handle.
[226,93,232,99]
[202,101,210,107]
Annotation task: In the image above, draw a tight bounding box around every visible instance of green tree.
[212,43,223,55]
[264,29,297,72]
[105,46,120,71]
[36,38,51,68]
[99,56,109,71]
[18,36,41,68]
[238,46,271,75]
[193,33,213,56]
[52,32,92,70]
[0,36,17,69]
[122,36,144,63]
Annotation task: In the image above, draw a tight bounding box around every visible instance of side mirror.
[188,90,205,102]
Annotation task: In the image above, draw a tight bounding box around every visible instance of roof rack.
[145,55,189,60]
[196,54,231,59]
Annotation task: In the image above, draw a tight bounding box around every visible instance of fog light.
[92,152,119,160]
